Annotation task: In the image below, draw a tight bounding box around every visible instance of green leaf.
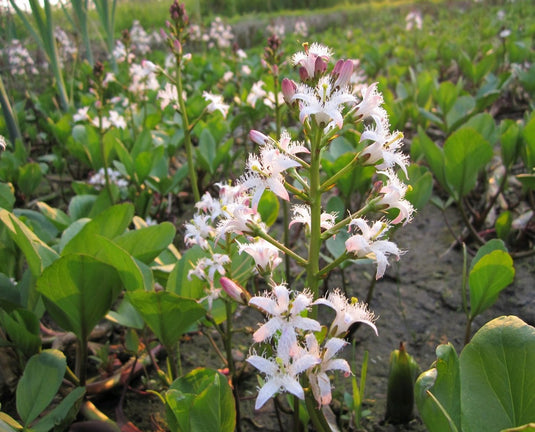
[0,209,59,277]
[418,127,447,192]
[444,127,493,199]
[460,316,535,432]
[16,349,66,426]
[37,254,122,341]
[32,386,85,432]
[70,203,134,241]
[36,201,72,231]
[18,163,43,198]
[403,165,433,211]
[169,368,236,432]
[196,129,217,174]
[134,151,153,184]
[501,120,521,167]
[522,114,535,170]
[435,81,459,115]
[469,250,514,319]
[464,113,498,145]
[469,238,508,271]
[167,246,205,299]
[445,95,475,133]
[62,234,146,292]
[415,343,461,432]
[113,222,176,264]
[68,194,97,220]
[165,389,195,432]
[0,308,41,358]
[257,190,280,227]
[106,297,145,330]
[495,211,513,240]
[0,182,15,211]
[127,290,205,348]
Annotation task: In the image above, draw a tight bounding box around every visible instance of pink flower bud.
[314,56,327,76]
[249,130,271,146]
[220,277,250,305]
[333,59,353,88]
[281,78,297,104]
[299,66,309,82]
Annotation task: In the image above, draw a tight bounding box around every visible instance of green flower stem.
[176,64,200,202]
[320,152,361,193]
[253,227,308,267]
[306,127,324,301]
[321,201,375,241]
[304,389,330,432]
[318,251,350,278]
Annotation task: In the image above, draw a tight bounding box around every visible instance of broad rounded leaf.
[460,316,535,432]
[444,127,493,199]
[169,368,236,432]
[469,250,514,319]
[16,349,66,425]
[127,290,205,348]
[415,343,460,432]
[113,222,176,264]
[37,254,122,341]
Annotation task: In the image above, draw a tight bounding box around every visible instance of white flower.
[305,335,352,405]
[249,284,320,343]
[237,238,282,274]
[246,327,319,409]
[314,288,377,336]
[360,122,409,177]
[108,110,127,129]
[239,145,300,209]
[158,83,181,110]
[73,107,90,123]
[292,76,357,131]
[289,205,337,231]
[345,218,401,279]
[247,81,267,108]
[376,170,414,225]
[184,214,214,249]
[353,82,386,122]
[202,91,229,118]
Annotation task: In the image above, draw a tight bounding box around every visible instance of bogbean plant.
[1,1,534,431]
[182,37,414,429]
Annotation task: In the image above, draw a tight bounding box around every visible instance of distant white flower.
[108,110,127,129]
[203,91,229,118]
[88,168,129,189]
[345,218,401,279]
[73,107,90,123]
[314,288,377,336]
[158,83,181,110]
[247,81,267,108]
[405,10,423,31]
[0,135,7,151]
[499,29,511,38]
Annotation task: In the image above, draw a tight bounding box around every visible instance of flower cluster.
[247,285,376,408]
[2,39,39,76]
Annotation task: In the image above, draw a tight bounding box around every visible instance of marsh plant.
[183,38,414,429]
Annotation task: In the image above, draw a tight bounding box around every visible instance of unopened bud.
[281,78,297,104]
[249,130,272,146]
[220,277,250,305]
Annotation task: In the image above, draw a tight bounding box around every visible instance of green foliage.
[37,254,123,341]
[127,290,205,349]
[164,368,236,432]
[468,239,515,320]
[417,316,535,432]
